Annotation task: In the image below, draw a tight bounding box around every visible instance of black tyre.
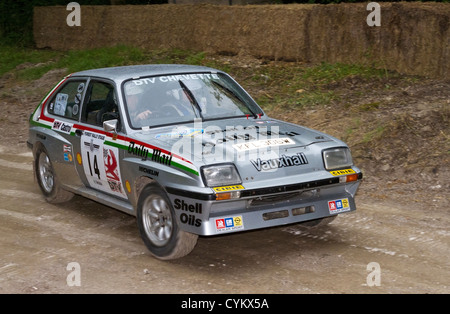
[136,185,198,260]
[35,146,74,203]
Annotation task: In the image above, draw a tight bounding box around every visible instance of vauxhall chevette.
[28,64,362,260]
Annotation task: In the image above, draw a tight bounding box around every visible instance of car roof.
[71,64,219,82]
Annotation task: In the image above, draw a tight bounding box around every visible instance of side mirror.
[103,119,118,138]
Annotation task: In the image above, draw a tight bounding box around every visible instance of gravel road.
[0,145,448,294]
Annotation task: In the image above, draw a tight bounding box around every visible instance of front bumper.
[166,172,362,236]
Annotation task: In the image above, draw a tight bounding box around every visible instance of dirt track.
[0,52,449,294]
[0,144,448,294]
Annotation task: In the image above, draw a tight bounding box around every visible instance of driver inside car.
[166,79,205,118]
[125,83,153,127]
[125,80,205,128]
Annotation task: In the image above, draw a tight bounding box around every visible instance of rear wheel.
[136,185,198,260]
[35,146,74,203]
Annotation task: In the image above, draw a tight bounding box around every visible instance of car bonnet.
[129,118,340,182]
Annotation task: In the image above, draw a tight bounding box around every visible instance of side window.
[48,80,86,120]
[82,81,119,127]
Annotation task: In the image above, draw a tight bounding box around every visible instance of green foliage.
[58,45,147,73]
[0,44,214,80]
[0,43,60,76]
[246,61,393,110]
[302,62,388,84]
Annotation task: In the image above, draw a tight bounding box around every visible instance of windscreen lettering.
[132,73,219,85]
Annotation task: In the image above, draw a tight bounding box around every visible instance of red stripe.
[37,74,193,166]
[39,75,72,122]
[72,124,193,165]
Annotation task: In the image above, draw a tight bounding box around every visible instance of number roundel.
[80,131,127,199]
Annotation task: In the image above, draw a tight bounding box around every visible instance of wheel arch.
[132,175,166,211]
[32,141,45,158]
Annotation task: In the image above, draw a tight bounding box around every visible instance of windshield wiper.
[211,80,258,119]
[178,80,204,120]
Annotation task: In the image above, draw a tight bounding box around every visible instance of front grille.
[248,189,319,207]
[241,177,340,198]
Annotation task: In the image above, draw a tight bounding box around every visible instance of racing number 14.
[86,151,100,180]
[80,131,127,199]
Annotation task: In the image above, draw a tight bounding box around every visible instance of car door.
[44,78,88,188]
[73,79,128,200]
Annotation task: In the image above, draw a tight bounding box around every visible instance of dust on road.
[0,145,448,294]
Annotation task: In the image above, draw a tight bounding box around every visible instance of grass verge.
[1,43,401,119]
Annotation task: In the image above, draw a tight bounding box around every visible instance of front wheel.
[136,185,198,260]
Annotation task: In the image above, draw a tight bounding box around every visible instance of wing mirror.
[103,119,118,139]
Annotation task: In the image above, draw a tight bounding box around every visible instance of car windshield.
[123,72,263,129]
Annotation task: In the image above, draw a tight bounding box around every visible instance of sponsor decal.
[215,216,244,233]
[36,133,46,140]
[247,113,263,119]
[212,185,245,193]
[104,147,123,193]
[128,142,172,166]
[180,213,202,227]
[77,82,85,93]
[330,168,356,176]
[233,137,295,152]
[63,153,73,162]
[138,166,159,177]
[203,133,256,149]
[52,120,73,134]
[125,180,131,193]
[151,149,172,166]
[128,141,149,160]
[174,199,202,227]
[76,152,82,165]
[54,93,69,116]
[155,128,203,139]
[174,199,203,214]
[328,198,350,214]
[251,153,308,171]
[204,125,299,138]
[81,131,127,199]
[74,93,81,104]
[63,144,73,162]
[132,73,220,85]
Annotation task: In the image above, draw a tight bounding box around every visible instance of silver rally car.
[28,64,362,260]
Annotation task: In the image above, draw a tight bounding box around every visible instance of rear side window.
[48,80,86,120]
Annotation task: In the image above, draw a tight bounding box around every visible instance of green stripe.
[30,120,51,129]
[173,163,199,176]
[30,123,199,176]
[105,140,199,176]
[104,140,126,150]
